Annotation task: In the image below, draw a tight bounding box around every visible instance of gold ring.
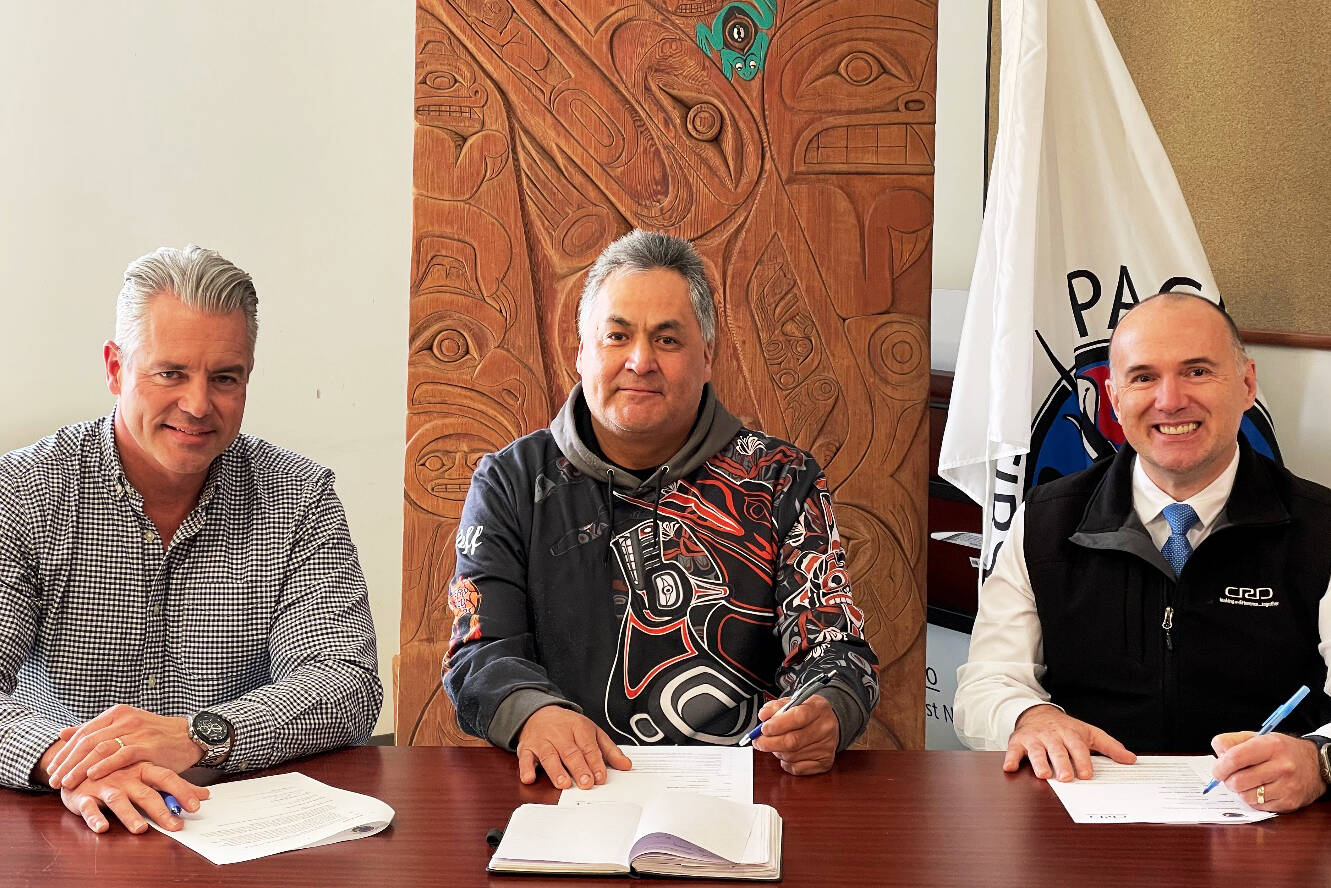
[113,737,125,750]
[1257,785,1265,805]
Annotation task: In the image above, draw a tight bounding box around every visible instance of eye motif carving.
[696,0,777,82]
[839,51,882,86]
[723,8,755,53]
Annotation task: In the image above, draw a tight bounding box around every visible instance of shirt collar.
[1132,444,1241,532]
[99,409,134,501]
[99,407,232,511]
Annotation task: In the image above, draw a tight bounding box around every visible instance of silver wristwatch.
[188,711,235,767]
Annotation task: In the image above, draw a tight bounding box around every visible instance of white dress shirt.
[953,446,1331,749]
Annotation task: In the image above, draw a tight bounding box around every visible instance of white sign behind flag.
[938,0,1280,581]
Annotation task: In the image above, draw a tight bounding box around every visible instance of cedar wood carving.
[403,0,935,749]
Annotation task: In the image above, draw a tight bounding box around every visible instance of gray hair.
[115,244,259,361]
[1109,291,1248,375]
[578,230,716,346]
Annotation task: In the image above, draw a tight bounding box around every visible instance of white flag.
[937,0,1279,580]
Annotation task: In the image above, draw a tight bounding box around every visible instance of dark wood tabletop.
[6,746,1330,887]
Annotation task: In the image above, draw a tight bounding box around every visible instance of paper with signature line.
[1047,755,1275,824]
[557,745,753,807]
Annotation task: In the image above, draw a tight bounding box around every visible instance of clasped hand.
[59,762,209,834]
[40,704,210,834]
[45,703,202,790]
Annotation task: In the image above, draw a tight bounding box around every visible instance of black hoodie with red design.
[443,384,880,750]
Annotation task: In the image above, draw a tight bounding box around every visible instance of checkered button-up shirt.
[0,414,382,789]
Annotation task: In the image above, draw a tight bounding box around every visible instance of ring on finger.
[1257,784,1265,805]
[113,737,126,750]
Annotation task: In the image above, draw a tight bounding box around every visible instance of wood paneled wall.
[401,0,935,749]
[989,0,1331,341]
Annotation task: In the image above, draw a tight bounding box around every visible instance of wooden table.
[5,747,1330,887]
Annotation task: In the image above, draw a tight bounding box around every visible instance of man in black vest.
[953,293,1331,813]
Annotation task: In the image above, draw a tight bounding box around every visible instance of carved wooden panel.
[403,0,935,749]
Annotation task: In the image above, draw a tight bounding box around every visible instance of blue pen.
[738,671,835,746]
[160,791,184,816]
[1202,684,1310,794]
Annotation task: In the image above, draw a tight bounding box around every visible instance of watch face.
[194,712,230,743]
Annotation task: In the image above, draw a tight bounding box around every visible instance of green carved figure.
[696,0,777,81]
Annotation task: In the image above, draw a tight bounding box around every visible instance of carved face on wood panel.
[416,27,487,137]
[758,2,936,320]
[412,204,519,324]
[406,419,505,519]
[416,21,512,203]
[767,1,935,177]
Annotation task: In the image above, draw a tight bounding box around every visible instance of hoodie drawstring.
[603,464,671,566]
[652,465,670,550]
[604,468,615,566]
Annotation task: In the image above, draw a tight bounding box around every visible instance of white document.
[148,772,395,865]
[1047,756,1276,824]
[557,745,753,806]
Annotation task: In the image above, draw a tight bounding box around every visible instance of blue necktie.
[1161,502,1199,576]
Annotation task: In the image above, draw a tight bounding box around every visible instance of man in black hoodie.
[443,230,879,790]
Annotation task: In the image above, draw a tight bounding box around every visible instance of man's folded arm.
[952,503,1057,750]
[0,595,68,790]
[0,704,67,790]
[773,473,880,752]
[206,476,381,772]
[0,477,70,790]
[441,455,573,750]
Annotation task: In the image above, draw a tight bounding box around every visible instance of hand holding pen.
[1202,685,1309,794]
[739,671,836,747]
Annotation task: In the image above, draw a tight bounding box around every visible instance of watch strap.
[189,712,235,767]
[1303,734,1331,788]
[197,739,230,768]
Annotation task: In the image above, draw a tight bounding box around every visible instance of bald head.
[1109,292,1247,376]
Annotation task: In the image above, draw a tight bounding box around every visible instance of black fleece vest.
[1024,443,1331,752]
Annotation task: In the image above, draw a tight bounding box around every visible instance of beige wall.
[0,3,415,735]
[933,0,988,294]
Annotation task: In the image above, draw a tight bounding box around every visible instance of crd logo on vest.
[1224,586,1274,600]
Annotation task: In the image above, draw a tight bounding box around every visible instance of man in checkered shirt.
[0,245,382,834]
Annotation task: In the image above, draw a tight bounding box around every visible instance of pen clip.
[1259,685,1310,734]
[789,671,835,705]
